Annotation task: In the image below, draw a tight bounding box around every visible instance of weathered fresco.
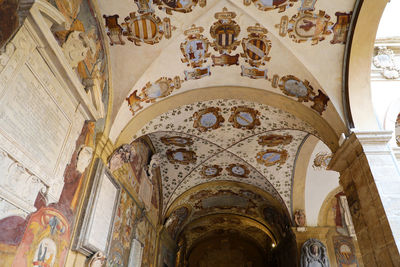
[333,235,358,267]
[107,188,139,266]
[107,138,162,266]
[0,0,19,50]
[0,120,95,265]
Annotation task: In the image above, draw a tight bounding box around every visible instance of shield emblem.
[216,26,236,48]
[181,25,210,68]
[241,23,271,67]
[288,11,332,45]
[162,0,192,9]
[185,39,207,64]
[122,12,170,45]
[244,0,296,12]
[245,39,267,60]
[130,17,158,40]
[210,8,241,54]
[155,0,205,14]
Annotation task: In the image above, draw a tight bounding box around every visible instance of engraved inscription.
[0,64,71,175]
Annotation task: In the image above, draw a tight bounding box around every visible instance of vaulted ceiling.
[99,0,356,245]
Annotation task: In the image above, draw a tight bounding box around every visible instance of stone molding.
[328,130,394,172]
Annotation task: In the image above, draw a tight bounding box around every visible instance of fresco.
[165,206,190,240]
[0,0,19,50]
[141,101,313,210]
[170,184,280,230]
[108,138,161,227]
[49,0,109,125]
[12,208,70,267]
[103,0,172,46]
[333,236,358,267]
[107,189,139,267]
[137,218,157,267]
[0,120,95,265]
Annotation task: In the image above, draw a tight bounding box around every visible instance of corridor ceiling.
[99,0,356,243]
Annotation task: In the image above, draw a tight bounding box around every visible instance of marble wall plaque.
[76,159,120,256]
[0,63,71,175]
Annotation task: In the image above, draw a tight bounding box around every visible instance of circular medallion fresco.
[256,150,288,167]
[200,112,217,127]
[161,136,193,147]
[229,106,260,130]
[166,149,197,164]
[193,107,224,132]
[278,75,313,102]
[227,163,250,178]
[201,165,223,178]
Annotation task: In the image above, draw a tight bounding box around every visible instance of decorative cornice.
[328,130,394,172]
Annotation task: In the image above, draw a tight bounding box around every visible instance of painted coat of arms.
[166,149,197,164]
[258,134,293,147]
[154,0,206,14]
[122,11,171,46]
[243,0,298,13]
[278,1,333,45]
[103,15,126,46]
[241,23,271,79]
[287,10,332,45]
[126,76,181,115]
[275,75,329,114]
[181,25,211,80]
[331,12,352,44]
[210,7,241,66]
[256,149,288,167]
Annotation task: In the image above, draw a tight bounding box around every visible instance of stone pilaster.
[329,131,400,267]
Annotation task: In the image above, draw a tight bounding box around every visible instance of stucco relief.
[0,148,47,215]
[373,46,400,79]
[62,30,94,69]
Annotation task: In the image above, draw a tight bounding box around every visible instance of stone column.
[329,131,400,266]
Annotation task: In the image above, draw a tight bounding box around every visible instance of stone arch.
[114,86,343,152]
[345,0,388,130]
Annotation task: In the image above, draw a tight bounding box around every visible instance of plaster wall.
[305,141,339,226]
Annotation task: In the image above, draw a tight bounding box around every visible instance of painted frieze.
[193,107,224,132]
[241,23,271,79]
[226,164,250,178]
[333,236,358,267]
[256,149,288,167]
[166,149,197,164]
[181,24,212,80]
[243,0,298,13]
[201,165,223,178]
[126,76,181,115]
[154,0,206,15]
[229,106,260,130]
[258,134,293,147]
[161,136,194,147]
[331,12,352,44]
[210,7,241,66]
